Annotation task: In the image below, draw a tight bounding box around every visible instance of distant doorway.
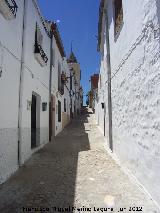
[58,100,61,122]
[104,103,106,137]
[31,92,40,149]
[49,95,55,141]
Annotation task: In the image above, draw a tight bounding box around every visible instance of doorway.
[104,104,106,137]
[31,94,36,148]
[58,100,61,122]
[31,92,40,149]
[49,95,55,141]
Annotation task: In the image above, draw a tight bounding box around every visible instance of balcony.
[34,42,48,67]
[0,0,18,20]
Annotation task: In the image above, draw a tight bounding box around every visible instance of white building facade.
[96,0,160,205]
[0,0,25,184]
[49,23,71,137]
[0,0,83,184]
[19,0,51,165]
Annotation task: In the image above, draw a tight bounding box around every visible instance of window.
[35,23,43,46]
[42,102,47,111]
[34,23,48,66]
[61,72,65,95]
[0,0,18,20]
[58,63,61,92]
[58,101,61,122]
[58,63,64,95]
[64,98,66,112]
[114,0,123,36]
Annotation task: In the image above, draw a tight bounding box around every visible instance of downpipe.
[49,28,53,141]
[18,0,27,166]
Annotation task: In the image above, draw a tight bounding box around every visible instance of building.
[0,0,83,184]
[49,22,71,137]
[0,0,51,184]
[88,74,99,111]
[0,0,25,184]
[67,51,83,117]
[96,0,160,205]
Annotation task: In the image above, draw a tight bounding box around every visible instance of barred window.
[58,63,61,92]
[35,23,43,45]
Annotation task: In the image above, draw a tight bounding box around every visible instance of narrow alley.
[0,108,158,213]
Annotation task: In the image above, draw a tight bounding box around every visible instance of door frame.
[31,92,41,148]
[49,95,55,141]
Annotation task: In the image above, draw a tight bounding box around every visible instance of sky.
[38,0,100,104]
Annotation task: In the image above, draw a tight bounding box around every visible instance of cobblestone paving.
[0,108,159,213]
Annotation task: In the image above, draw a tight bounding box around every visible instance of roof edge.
[97,0,105,52]
[51,23,66,58]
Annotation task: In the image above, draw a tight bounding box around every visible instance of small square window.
[42,102,47,111]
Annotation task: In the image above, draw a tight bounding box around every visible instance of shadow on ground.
[0,107,90,213]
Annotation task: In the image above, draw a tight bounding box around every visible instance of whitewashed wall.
[0,0,24,184]
[96,0,160,204]
[0,0,72,184]
[62,57,71,120]
[51,37,71,136]
[95,14,109,138]
[19,0,50,164]
[51,37,62,135]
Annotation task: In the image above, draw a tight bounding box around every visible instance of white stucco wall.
[0,0,72,184]
[51,37,71,136]
[63,57,71,120]
[20,0,50,164]
[96,0,160,205]
[0,0,24,184]
[0,0,52,183]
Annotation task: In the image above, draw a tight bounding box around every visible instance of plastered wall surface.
[96,0,160,204]
[0,0,51,183]
[19,0,50,164]
[0,0,24,184]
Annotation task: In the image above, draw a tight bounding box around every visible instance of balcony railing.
[0,0,18,20]
[34,42,48,67]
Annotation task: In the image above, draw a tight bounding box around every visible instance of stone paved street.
[0,108,159,213]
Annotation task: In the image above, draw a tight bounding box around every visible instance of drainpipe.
[104,4,113,151]
[18,0,27,166]
[49,25,53,141]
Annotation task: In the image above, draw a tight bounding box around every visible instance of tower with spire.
[67,41,78,64]
[67,44,82,116]
[67,51,78,63]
